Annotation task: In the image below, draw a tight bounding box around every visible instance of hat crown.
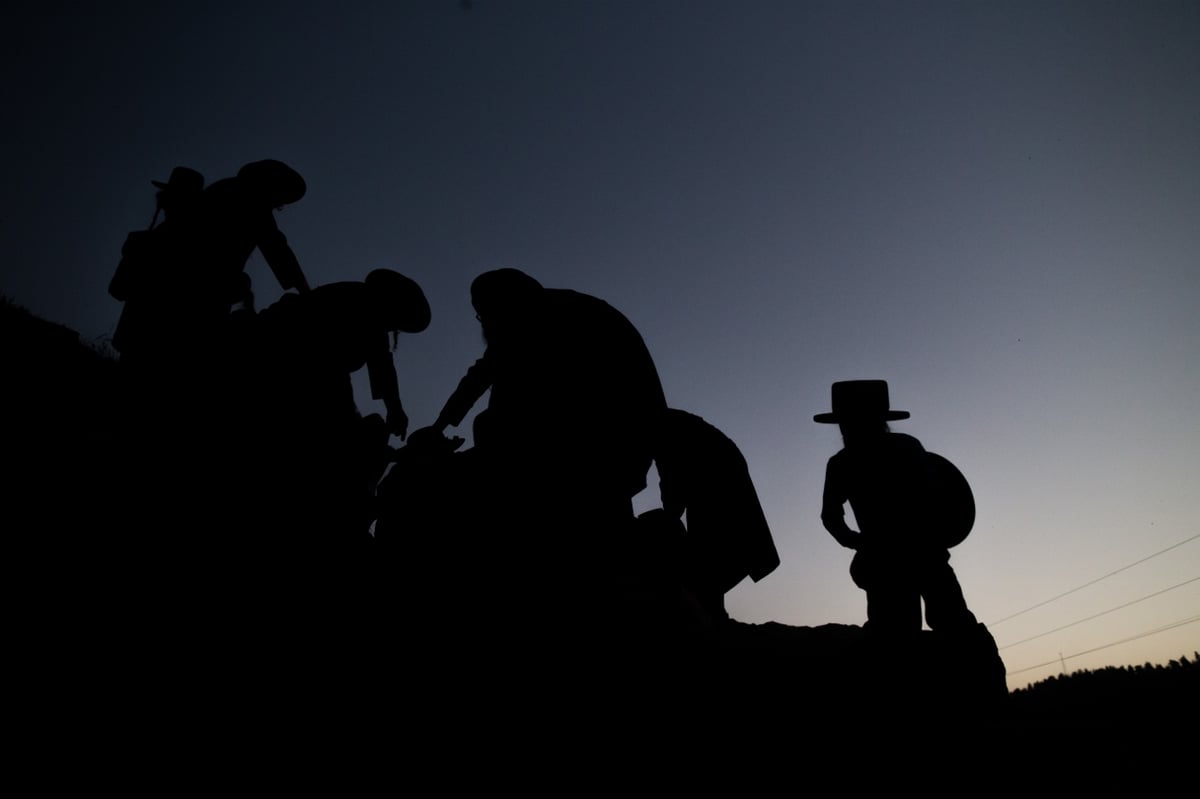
[153,166,205,195]
[833,380,891,416]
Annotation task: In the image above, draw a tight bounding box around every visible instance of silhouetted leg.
[852,547,921,632]
[920,552,977,631]
[865,580,922,632]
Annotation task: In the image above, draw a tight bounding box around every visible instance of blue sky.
[3,1,1197,689]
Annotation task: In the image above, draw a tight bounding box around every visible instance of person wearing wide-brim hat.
[814,380,977,634]
[232,268,432,549]
[109,165,207,357]
[186,159,313,320]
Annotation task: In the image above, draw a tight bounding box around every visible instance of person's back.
[255,269,429,434]
[261,282,376,373]
[524,288,666,496]
[444,273,666,501]
[194,176,264,284]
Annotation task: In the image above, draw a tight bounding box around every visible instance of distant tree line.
[1007,652,1198,722]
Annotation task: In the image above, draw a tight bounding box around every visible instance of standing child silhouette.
[815,380,977,634]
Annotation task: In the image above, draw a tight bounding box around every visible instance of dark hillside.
[1,296,122,533]
[6,296,1188,749]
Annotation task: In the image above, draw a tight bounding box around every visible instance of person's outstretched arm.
[433,352,494,433]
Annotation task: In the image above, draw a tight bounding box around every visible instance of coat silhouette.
[655,408,780,619]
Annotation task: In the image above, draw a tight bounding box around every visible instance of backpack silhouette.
[926,452,975,548]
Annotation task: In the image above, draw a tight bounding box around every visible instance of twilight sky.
[3,1,1197,690]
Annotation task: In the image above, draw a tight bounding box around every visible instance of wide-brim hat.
[150,166,205,195]
[237,159,307,205]
[813,379,910,424]
[365,268,431,333]
[469,268,544,319]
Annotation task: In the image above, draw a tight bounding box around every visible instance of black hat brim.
[813,410,910,424]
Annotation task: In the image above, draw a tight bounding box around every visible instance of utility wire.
[1007,614,1200,676]
[987,532,1200,627]
[998,576,1200,650]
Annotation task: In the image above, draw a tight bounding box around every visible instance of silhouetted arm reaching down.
[433,353,494,433]
[367,341,408,440]
[258,214,310,293]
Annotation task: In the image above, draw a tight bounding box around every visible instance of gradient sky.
[3,1,1197,690]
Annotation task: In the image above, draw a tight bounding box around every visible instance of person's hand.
[386,405,409,441]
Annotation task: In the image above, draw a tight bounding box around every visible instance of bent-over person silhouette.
[194,158,312,310]
[432,268,668,628]
[245,268,432,545]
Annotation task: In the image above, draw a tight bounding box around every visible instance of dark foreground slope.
[8,299,1194,781]
[6,297,1137,746]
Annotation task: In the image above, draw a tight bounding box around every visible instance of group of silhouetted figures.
[106,161,988,695]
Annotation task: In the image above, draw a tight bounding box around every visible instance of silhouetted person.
[111,160,310,370]
[432,268,668,626]
[436,268,665,487]
[107,167,211,553]
[110,159,313,447]
[246,268,431,546]
[655,408,780,622]
[257,269,428,436]
[192,158,311,318]
[211,264,428,693]
[815,380,977,634]
[109,165,206,369]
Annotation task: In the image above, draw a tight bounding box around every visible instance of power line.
[998,577,1200,650]
[1007,614,1200,676]
[987,532,1200,627]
